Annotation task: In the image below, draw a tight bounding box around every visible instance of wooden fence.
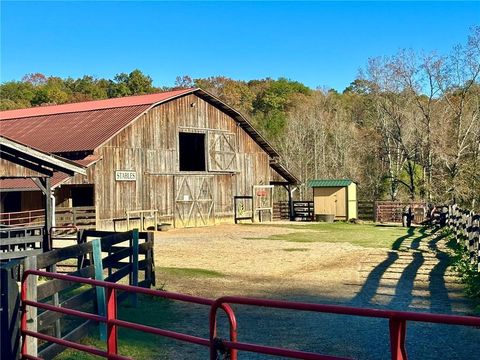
[375,201,426,224]
[0,229,155,360]
[273,201,290,221]
[0,206,96,229]
[0,225,44,261]
[357,201,375,221]
[446,205,480,272]
[55,206,96,229]
[292,201,314,221]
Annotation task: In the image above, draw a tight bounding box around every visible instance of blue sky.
[1,1,479,91]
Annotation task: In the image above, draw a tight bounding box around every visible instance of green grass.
[157,266,225,278]
[244,222,422,249]
[283,248,310,252]
[56,296,178,360]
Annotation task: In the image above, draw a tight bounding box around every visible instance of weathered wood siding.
[91,94,270,229]
[0,158,46,178]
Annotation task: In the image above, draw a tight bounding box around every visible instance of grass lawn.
[245,222,423,249]
[157,266,225,278]
[56,296,178,360]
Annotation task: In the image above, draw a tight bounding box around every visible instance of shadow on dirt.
[351,226,457,314]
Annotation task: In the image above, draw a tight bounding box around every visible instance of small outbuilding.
[307,179,357,221]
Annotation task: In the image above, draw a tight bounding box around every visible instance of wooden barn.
[308,179,357,221]
[0,88,298,229]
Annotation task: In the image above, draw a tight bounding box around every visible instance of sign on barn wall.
[115,170,137,181]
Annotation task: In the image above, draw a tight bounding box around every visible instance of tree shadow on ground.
[351,226,455,313]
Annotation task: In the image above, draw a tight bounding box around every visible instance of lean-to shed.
[307,179,357,221]
[0,88,298,229]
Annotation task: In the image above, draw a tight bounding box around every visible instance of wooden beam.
[0,137,86,176]
[0,151,53,177]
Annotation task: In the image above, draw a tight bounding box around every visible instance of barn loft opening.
[179,132,206,171]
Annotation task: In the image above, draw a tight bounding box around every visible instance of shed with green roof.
[307,179,357,220]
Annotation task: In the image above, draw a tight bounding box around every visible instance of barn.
[0,88,298,229]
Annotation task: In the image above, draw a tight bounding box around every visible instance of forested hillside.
[1,27,479,208]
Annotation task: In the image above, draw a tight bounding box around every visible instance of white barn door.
[174,176,214,227]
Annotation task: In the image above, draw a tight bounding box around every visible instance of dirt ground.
[155,223,369,300]
[150,223,478,360]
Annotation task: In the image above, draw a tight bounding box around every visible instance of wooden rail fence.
[446,205,480,272]
[0,225,44,261]
[0,229,155,360]
[0,206,96,229]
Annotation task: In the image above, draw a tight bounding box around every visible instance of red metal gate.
[21,270,480,360]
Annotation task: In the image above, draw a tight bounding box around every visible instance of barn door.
[174,176,214,227]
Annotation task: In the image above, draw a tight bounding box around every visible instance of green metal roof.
[307,179,354,188]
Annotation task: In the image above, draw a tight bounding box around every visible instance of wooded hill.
[1,27,479,209]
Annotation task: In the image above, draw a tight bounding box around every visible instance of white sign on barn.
[115,170,137,181]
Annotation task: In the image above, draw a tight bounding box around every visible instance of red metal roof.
[0,87,280,158]
[1,105,151,153]
[0,89,193,120]
[0,89,195,153]
[0,172,69,190]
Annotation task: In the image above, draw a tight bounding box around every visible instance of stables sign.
[115,170,137,181]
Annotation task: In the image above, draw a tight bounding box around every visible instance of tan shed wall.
[313,184,357,221]
[347,183,357,220]
[313,186,347,220]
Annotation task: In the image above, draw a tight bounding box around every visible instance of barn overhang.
[0,136,86,178]
[269,160,300,186]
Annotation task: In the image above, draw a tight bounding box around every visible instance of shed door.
[174,176,214,228]
[335,187,347,219]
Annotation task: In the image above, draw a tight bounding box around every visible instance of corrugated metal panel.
[0,105,150,152]
[0,172,70,191]
[308,179,353,188]
[0,89,193,120]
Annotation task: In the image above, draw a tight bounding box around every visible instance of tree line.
[1,27,479,208]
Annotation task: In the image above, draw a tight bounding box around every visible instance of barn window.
[208,131,238,172]
[179,132,206,171]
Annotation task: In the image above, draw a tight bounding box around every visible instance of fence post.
[389,318,407,360]
[106,287,118,359]
[0,260,21,360]
[130,229,139,306]
[145,232,155,287]
[92,239,107,341]
[23,256,38,357]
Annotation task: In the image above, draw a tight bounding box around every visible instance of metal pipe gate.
[21,270,480,360]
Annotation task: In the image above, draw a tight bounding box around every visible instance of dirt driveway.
[151,223,478,360]
[155,223,369,300]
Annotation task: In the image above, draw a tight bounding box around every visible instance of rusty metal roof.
[0,105,151,153]
[0,89,193,120]
[0,88,280,158]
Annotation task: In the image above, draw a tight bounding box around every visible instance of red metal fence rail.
[21,270,480,360]
[209,296,480,360]
[21,270,237,360]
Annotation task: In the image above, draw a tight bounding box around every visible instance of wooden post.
[0,260,21,360]
[288,185,294,221]
[92,239,106,341]
[130,229,139,306]
[24,256,38,357]
[145,232,155,287]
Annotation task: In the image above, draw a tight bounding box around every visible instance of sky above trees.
[1,1,478,91]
